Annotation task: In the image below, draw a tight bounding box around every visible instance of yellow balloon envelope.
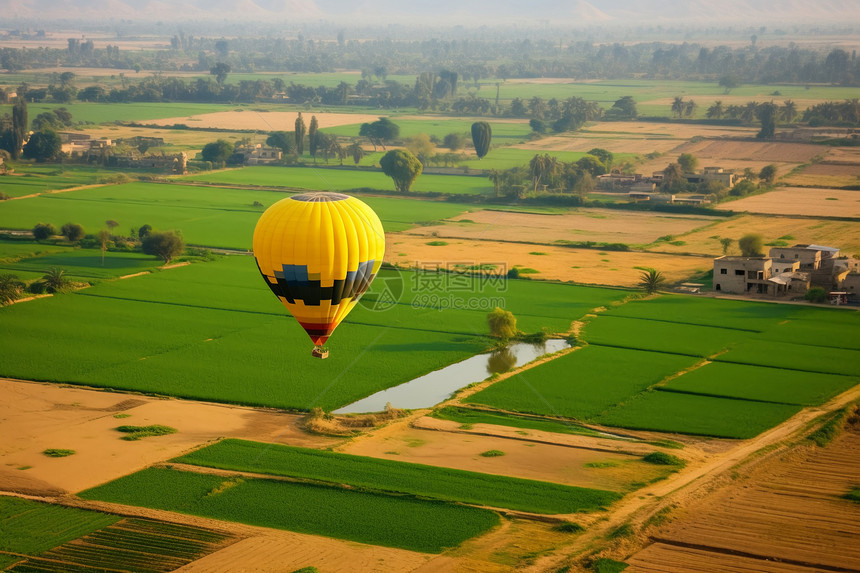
[252,192,385,357]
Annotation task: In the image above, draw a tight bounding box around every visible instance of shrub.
[60,222,85,242]
[142,230,185,264]
[487,307,517,340]
[804,287,827,303]
[32,222,56,241]
[553,522,585,533]
[479,450,505,457]
[643,452,686,467]
[43,448,76,457]
[116,425,177,441]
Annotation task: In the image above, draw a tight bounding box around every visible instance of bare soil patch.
[512,135,682,155]
[714,186,860,218]
[673,139,824,163]
[387,234,711,287]
[139,111,381,131]
[581,121,757,140]
[410,208,719,246]
[340,421,670,492]
[0,379,339,496]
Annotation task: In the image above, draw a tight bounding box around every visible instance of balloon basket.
[311,346,329,359]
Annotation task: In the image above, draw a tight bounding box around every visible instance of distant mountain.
[0,0,857,25]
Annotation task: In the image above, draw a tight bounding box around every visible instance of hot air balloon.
[252,192,385,358]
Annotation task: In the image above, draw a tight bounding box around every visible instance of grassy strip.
[429,406,603,437]
[173,439,621,514]
[715,339,860,377]
[0,497,120,555]
[116,425,177,441]
[806,407,853,447]
[79,467,500,554]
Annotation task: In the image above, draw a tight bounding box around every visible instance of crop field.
[661,362,858,406]
[596,390,802,438]
[0,496,119,555]
[758,312,860,351]
[464,345,698,419]
[0,165,120,197]
[0,496,236,573]
[714,186,860,219]
[0,255,624,410]
[715,339,860,377]
[79,467,500,553]
[173,439,620,514]
[22,102,244,124]
[0,181,479,246]
[181,165,495,195]
[0,245,165,281]
[582,315,752,357]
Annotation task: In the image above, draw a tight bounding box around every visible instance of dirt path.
[522,383,860,572]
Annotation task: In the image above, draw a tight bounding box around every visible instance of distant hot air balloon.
[471,121,492,159]
[252,192,385,358]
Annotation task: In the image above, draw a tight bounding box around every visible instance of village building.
[243,144,283,165]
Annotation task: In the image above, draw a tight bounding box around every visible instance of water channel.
[333,339,570,414]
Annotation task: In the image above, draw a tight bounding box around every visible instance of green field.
[174,439,620,514]
[0,164,122,197]
[661,362,858,406]
[0,256,624,410]
[715,339,860,377]
[0,181,478,246]
[464,345,698,419]
[181,165,494,195]
[0,246,165,282]
[0,497,120,555]
[79,467,500,553]
[18,102,244,124]
[583,315,751,357]
[596,390,802,438]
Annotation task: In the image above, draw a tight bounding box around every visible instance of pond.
[333,339,570,414]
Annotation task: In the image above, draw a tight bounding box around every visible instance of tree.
[359,117,399,150]
[606,95,637,120]
[308,115,319,160]
[32,222,56,241]
[10,97,27,160]
[661,163,686,193]
[295,113,306,155]
[677,153,698,173]
[41,267,71,293]
[759,164,778,185]
[471,121,492,159]
[346,140,365,165]
[706,100,725,119]
[22,130,62,162]
[201,139,233,164]
[443,132,464,150]
[60,222,85,242]
[755,102,778,139]
[97,228,111,265]
[105,220,119,232]
[586,148,613,170]
[719,75,740,94]
[719,237,734,255]
[638,269,665,294]
[404,133,435,165]
[266,131,295,156]
[0,274,25,305]
[210,62,230,86]
[142,230,185,264]
[379,149,422,193]
[671,96,685,118]
[487,307,517,341]
[138,224,152,239]
[738,233,764,257]
[780,100,797,123]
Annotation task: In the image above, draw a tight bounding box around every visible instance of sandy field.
[714,186,860,218]
[407,208,719,246]
[674,139,824,163]
[386,234,711,287]
[512,135,683,155]
[580,121,757,140]
[138,111,380,131]
[637,213,860,257]
[0,379,339,496]
[627,420,860,572]
[83,124,268,148]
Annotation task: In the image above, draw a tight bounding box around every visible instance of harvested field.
[627,420,860,572]
[579,122,757,140]
[673,139,823,163]
[387,234,711,287]
[512,135,681,155]
[643,214,860,256]
[714,186,860,218]
[139,110,379,131]
[407,208,719,246]
[801,162,860,176]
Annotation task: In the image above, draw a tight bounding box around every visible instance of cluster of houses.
[57,132,282,173]
[713,244,858,304]
[597,166,737,205]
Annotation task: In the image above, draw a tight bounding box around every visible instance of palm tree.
[671,96,685,118]
[780,100,797,123]
[706,100,724,119]
[740,101,758,123]
[0,274,25,305]
[346,140,365,165]
[684,99,697,117]
[638,269,665,295]
[42,267,71,293]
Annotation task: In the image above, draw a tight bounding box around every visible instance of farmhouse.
[243,144,283,165]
